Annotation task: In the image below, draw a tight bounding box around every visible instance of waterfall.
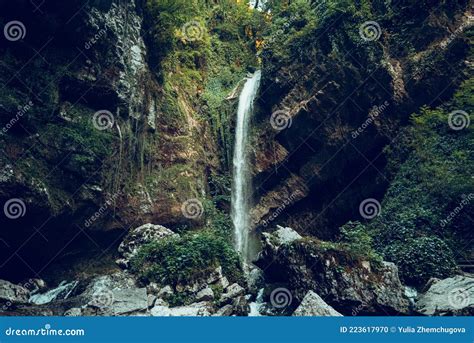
[231,70,261,267]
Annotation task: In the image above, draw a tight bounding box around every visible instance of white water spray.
[231,70,261,266]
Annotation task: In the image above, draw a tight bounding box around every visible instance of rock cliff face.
[252,0,472,237]
[0,0,238,281]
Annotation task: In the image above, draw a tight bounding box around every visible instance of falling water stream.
[231,70,261,269]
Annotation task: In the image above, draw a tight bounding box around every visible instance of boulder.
[232,295,250,316]
[29,281,78,305]
[157,285,174,298]
[256,229,410,315]
[151,302,214,316]
[220,283,245,304]
[81,272,148,315]
[292,291,343,316]
[195,287,214,302]
[214,276,230,290]
[214,304,234,316]
[0,279,29,304]
[107,288,148,315]
[64,308,82,316]
[117,223,177,267]
[415,275,474,316]
[206,267,224,284]
[147,294,157,308]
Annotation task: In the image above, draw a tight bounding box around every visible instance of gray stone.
[0,279,29,304]
[64,308,83,316]
[415,275,474,316]
[108,288,148,315]
[232,295,250,316]
[195,287,214,302]
[157,285,174,298]
[147,294,157,308]
[220,283,245,304]
[29,281,78,305]
[117,223,177,266]
[256,230,410,315]
[151,302,214,317]
[215,276,230,290]
[206,267,224,284]
[292,291,343,316]
[213,304,234,316]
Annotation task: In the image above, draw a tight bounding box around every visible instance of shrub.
[340,221,382,263]
[130,230,242,286]
[383,236,457,287]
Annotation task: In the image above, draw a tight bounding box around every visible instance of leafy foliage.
[384,236,458,287]
[130,230,242,286]
[368,79,473,286]
[339,221,382,263]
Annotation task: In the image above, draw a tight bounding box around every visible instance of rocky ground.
[1,225,472,317]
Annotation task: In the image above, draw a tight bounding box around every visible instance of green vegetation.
[383,237,458,287]
[130,230,242,286]
[369,79,473,286]
[339,221,382,264]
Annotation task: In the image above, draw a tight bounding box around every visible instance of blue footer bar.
[0,317,472,343]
